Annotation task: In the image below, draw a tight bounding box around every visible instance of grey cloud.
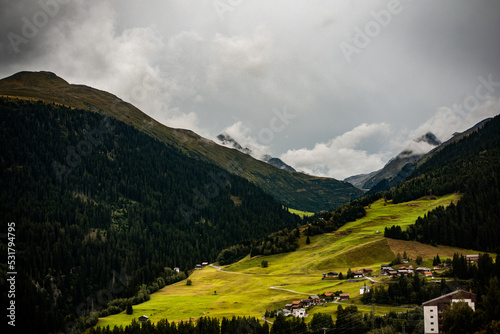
[0,0,83,65]
[0,0,499,180]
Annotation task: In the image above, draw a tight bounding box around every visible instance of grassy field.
[288,208,315,218]
[97,193,480,328]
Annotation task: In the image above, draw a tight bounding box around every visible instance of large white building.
[421,289,476,333]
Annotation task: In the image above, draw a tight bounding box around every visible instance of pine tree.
[347,268,353,279]
[126,303,133,315]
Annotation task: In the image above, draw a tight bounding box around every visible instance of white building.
[359,285,370,294]
[292,308,307,318]
[422,289,476,334]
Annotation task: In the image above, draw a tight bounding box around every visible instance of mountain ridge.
[217,132,296,172]
[0,97,304,333]
[0,71,363,212]
[365,118,495,194]
[345,124,495,193]
[344,131,442,191]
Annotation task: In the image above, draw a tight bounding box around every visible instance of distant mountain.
[346,132,442,191]
[217,133,252,155]
[415,131,442,146]
[385,114,500,252]
[422,118,492,160]
[343,170,378,191]
[262,155,296,172]
[216,133,296,172]
[0,71,362,212]
[362,121,495,194]
[405,117,495,180]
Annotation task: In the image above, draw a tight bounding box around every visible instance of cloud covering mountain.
[1,0,499,179]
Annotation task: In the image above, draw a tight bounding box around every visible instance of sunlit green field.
[97,194,480,328]
[287,208,315,218]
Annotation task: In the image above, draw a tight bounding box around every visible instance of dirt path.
[261,316,273,325]
[209,264,247,275]
[269,285,311,295]
[210,264,413,316]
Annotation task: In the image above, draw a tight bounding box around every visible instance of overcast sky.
[1,0,500,179]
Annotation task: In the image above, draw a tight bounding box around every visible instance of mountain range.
[216,132,296,172]
[344,123,493,193]
[0,71,362,212]
[344,132,442,191]
[0,88,304,333]
[1,70,499,334]
[1,71,494,208]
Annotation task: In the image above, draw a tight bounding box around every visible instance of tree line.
[304,192,383,237]
[216,192,383,266]
[85,307,425,334]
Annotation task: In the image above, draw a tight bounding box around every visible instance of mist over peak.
[415,132,442,146]
[398,132,442,159]
[216,132,296,172]
[217,132,252,155]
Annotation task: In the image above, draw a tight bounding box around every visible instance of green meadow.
[287,208,315,218]
[97,193,481,328]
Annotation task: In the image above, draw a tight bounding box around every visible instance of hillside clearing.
[386,238,493,260]
[287,208,314,218]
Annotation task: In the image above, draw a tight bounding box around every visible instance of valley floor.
[97,194,484,329]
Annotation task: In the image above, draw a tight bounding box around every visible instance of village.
[135,254,481,324]
[270,254,481,320]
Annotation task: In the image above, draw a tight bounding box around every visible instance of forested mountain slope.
[0,98,301,333]
[0,71,362,212]
[384,114,500,252]
[367,119,494,194]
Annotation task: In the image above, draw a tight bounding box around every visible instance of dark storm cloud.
[0,0,80,65]
[0,0,499,179]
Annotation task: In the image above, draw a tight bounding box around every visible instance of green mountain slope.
[97,194,473,328]
[0,71,363,212]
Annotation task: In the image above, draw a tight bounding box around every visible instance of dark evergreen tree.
[126,303,133,315]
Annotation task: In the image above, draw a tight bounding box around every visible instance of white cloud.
[219,121,271,159]
[400,141,438,157]
[411,97,500,143]
[212,28,272,80]
[280,123,391,180]
[161,111,198,130]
